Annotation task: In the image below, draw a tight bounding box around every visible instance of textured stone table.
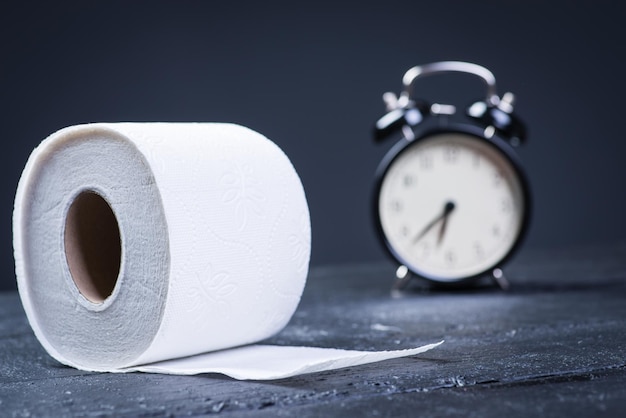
[2,244,626,417]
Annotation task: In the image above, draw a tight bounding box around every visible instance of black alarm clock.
[373,61,531,290]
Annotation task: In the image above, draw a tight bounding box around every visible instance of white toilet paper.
[14,122,441,380]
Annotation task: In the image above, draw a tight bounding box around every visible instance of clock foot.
[391,265,413,296]
[492,268,510,290]
[391,266,511,294]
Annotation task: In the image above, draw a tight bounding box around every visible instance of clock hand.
[437,201,455,246]
[413,201,455,244]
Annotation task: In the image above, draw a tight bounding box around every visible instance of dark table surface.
[2,244,626,417]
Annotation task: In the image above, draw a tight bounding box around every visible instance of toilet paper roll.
[14,122,441,380]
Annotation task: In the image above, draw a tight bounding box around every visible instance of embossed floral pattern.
[186,262,238,324]
[288,211,311,275]
[220,162,266,230]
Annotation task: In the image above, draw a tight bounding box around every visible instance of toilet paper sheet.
[125,343,444,380]
[13,122,441,380]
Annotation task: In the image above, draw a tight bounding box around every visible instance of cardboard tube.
[64,191,121,304]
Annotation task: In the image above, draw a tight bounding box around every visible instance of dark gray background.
[2,1,625,291]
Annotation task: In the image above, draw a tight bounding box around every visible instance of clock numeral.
[403,174,415,187]
[492,224,501,237]
[473,153,481,168]
[401,225,410,238]
[418,242,430,259]
[443,146,459,163]
[474,242,485,260]
[502,199,512,214]
[493,171,503,187]
[419,154,433,169]
[445,250,456,265]
[391,200,403,212]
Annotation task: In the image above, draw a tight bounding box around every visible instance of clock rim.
[372,123,532,285]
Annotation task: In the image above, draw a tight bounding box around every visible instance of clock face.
[377,132,527,282]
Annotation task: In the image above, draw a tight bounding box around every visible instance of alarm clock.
[373,61,531,290]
